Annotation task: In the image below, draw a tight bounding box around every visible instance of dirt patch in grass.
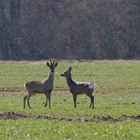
[0,112,140,122]
[0,87,24,93]
[0,87,69,95]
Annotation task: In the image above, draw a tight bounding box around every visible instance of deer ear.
[55,62,58,67]
[46,62,50,67]
[68,67,72,72]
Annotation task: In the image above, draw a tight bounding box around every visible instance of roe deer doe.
[23,59,58,109]
[60,67,96,108]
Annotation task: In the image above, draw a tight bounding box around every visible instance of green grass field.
[0,60,140,140]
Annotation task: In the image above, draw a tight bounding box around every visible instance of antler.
[53,59,55,64]
[47,58,57,65]
[49,58,53,64]
[50,58,56,64]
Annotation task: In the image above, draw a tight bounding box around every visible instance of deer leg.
[73,94,77,108]
[27,95,32,109]
[86,93,94,108]
[23,95,28,109]
[44,94,48,107]
[89,95,94,108]
[48,92,51,109]
[92,96,94,108]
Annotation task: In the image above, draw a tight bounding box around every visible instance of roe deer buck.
[60,67,96,108]
[23,59,58,109]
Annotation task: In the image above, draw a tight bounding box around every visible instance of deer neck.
[48,71,54,82]
[66,75,75,88]
[43,71,54,89]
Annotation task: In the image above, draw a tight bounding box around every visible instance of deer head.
[47,59,58,73]
[60,67,72,78]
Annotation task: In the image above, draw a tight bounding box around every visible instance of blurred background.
[0,0,140,60]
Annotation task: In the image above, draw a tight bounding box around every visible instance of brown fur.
[23,59,58,109]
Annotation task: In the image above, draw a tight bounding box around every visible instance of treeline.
[0,0,140,60]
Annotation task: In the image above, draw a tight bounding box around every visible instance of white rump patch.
[76,82,85,84]
[24,83,26,87]
[88,82,96,89]
[41,79,46,83]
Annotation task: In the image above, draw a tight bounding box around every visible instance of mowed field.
[0,60,140,140]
